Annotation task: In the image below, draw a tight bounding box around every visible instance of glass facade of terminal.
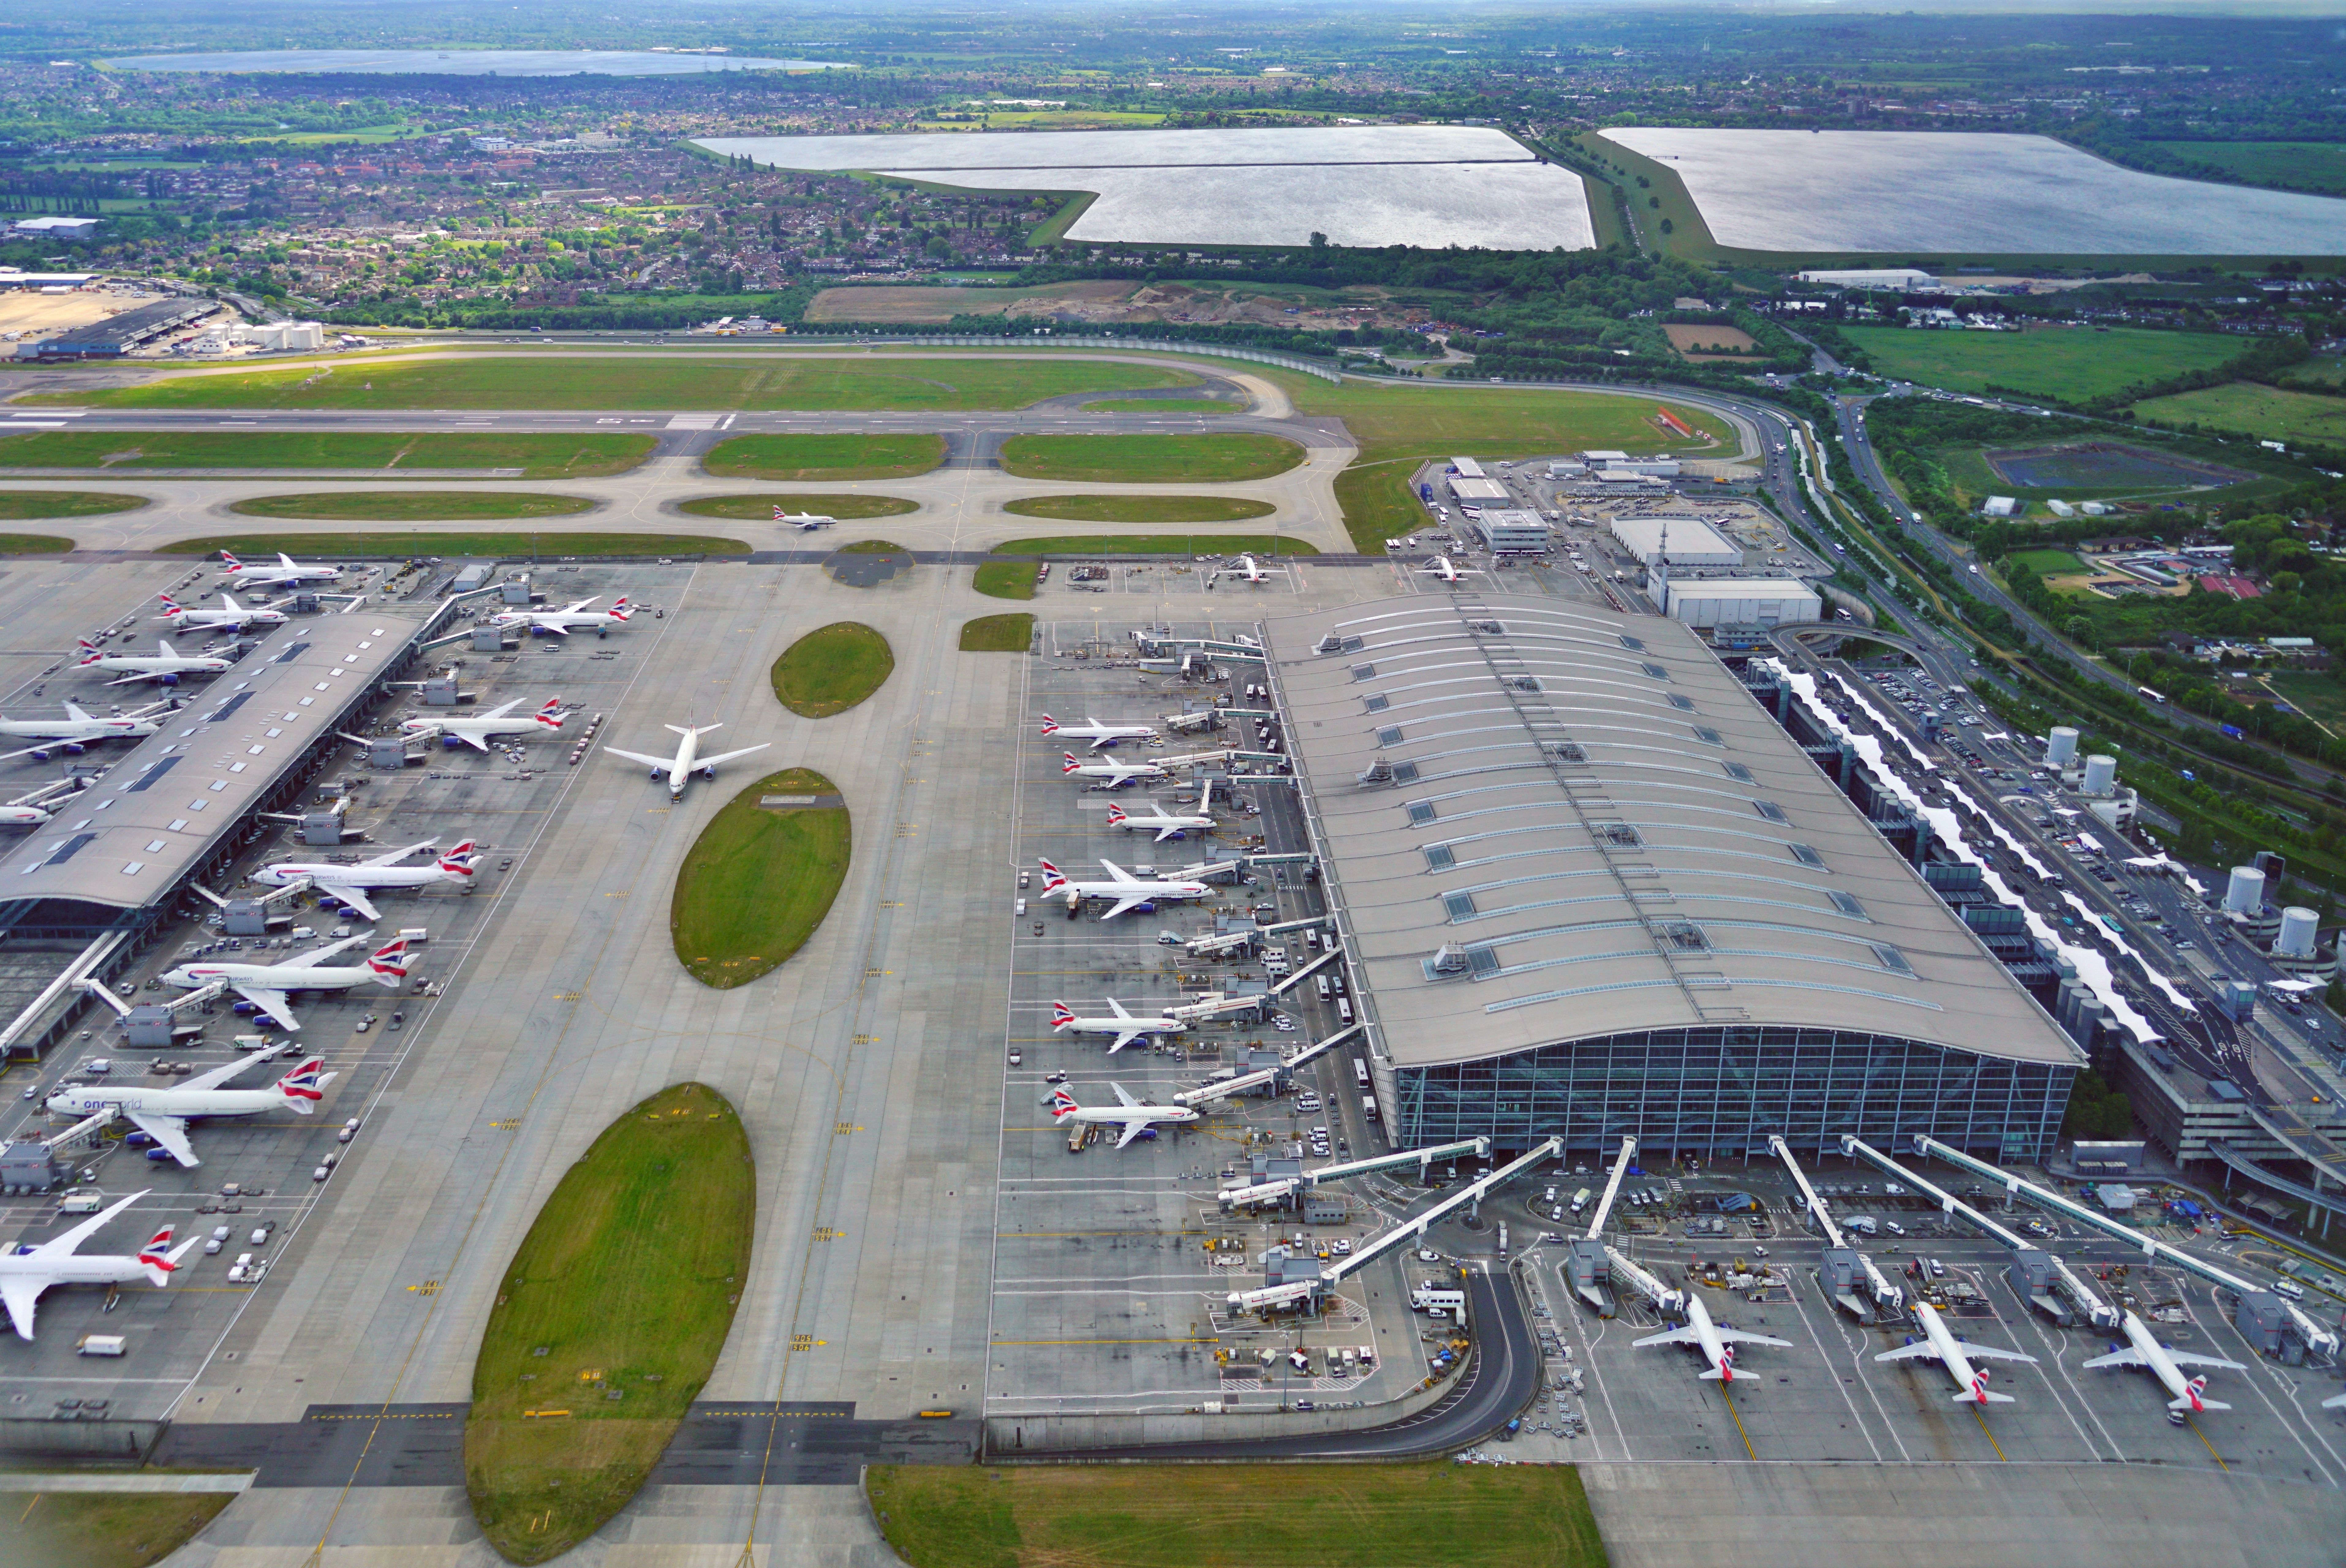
[1391,1026,2073,1162]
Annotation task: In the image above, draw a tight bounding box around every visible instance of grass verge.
[1080,398,1237,413]
[670,769,852,988]
[772,622,894,718]
[161,532,747,559]
[678,493,917,520]
[1002,494,1275,524]
[973,559,1039,600]
[996,433,1304,483]
[0,490,142,520]
[863,1461,1610,1568]
[990,534,1319,557]
[960,613,1035,651]
[4,1490,236,1568]
[466,1081,753,1562]
[228,492,593,522]
[0,430,654,478]
[702,433,946,481]
[837,539,909,555]
[0,532,76,552]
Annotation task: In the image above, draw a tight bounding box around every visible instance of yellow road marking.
[1719,1384,1757,1460]
[2190,1416,2229,1470]
[1973,1406,2007,1460]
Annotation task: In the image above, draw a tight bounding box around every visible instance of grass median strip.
[0,429,654,479]
[678,492,917,520]
[973,559,1039,600]
[228,492,595,522]
[0,490,142,521]
[7,1490,238,1568]
[702,433,946,481]
[466,1081,753,1563]
[997,432,1304,483]
[161,532,748,559]
[960,612,1035,651]
[1002,494,1275,524]
[671,768,851,988]
[0,531,76,552]
[772,621,894,718]
[990,534,1319,557]
[1080,398,1238,413]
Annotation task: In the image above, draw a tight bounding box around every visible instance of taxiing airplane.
[0,1191,200,1340]
[220,548,343,587]
[773,507,834,531]
[74,638,231,688]
[1214,554,1271,585]
[604,723,769,802]
[1061,752,1170,789]
[402,696,565,751]
[1632,1292,1792,1383]
[1875,1300,2037,1404]
[488,596,634,638]
[46,1058,336,1169]
[1419,556,1485,584]
[1105,801,1215,843]
[157,590,288,636]
[1051,998,1189,1054]
[1038,857,1211,921]
[243,840,477,923]
[1041,713,1154,751]
[157,934,413,1034]
[2083,1310,2246,1421]
[1048,1083,1199,1149]
[0,699,170,761]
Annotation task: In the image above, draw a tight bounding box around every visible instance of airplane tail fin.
[608,597,632,620]
[1048,1087,1080,1120]
[366,937,414,982]
[1105,805,1126,826]
[1051,1002,1077,1030]
[438,840,478,876]
[1062,752,1082,774]
[2171,1377,2229,1413]
[1041,714,1060,735]
[1954,1389,2016,1404]
[220,550,244,570]
[157,594,183,616]
[276,1058,331,1111]
[535,698,565,730]
[138,1227,179,1284]
[1037,858,1066,891]
[75,639,102,665]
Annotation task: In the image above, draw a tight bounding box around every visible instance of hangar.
[1606,514,1741,568]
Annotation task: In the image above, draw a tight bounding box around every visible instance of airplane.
[219,548,343,587]
[1105,801,1215,843]
[2082,1309,2247,1422]
[1061,752,1170,789]
[1048,1083,1199,1149]
[1875,1300,2038,1404]
[603,723,769,802]
[0,698,171,757]
[157,590,288,636]
[2327,1390,2346,1410]
[74,638,231,688]
[1632,1292,1792,1383]
[773,506,834,531]
[1419,556,1485,584]
[1214,554,1271,585]
[488,596,634,638]
[46,1057,336,1168]
[1037,857,1211,921]
[0,1191,201,1340]
[243,839,477,923]
[0,777,91,827]
[1041,714,1156,752]
[402,696,565,752]
[157,934,413,1034]
[1051,998,1189,1054]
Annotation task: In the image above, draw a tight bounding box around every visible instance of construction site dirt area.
[1663,323,1760,360]
[0,288,166,338]
[803,278,1413,330]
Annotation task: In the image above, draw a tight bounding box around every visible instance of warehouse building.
[1606,514,1741,569]
[1269,596,2082,1160]
[1470,509,1551,554]
[31,297,218,359]
[1651,574,1822,629]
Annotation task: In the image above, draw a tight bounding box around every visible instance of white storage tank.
[2046,726,2080,767]
[2277,906,2320,959]
[2081,754,2117,796]
[2226,865,2266,916]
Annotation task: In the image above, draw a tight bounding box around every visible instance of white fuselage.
[229,563,341,588]
[490,607,620,635]
[1054,874,1209,911]
[405,713,548,748]
[0,716,157,744]
[47,1080,287,1123]
[1056,1009,1188,1051]
[254,861,459,896]
[169,606,285,634]
[0,1253,154,1290]
[1063,760,1170,787]
[1681,1295,1740,1381]
[1059,1104,1198,1134]
[85,652,228,679]
[162,956,385,996]
[1109,808,1214,841]
[1049,722,1154,749]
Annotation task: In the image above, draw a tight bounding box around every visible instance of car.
[19,1085,36,1101]
[1929,1258,1947,1278]
[1294,1400,1316,1411]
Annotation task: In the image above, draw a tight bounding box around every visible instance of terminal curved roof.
[1266,596,2080,1071]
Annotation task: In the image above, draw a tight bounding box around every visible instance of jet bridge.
[1563,1137,1637,1312]
[191,875,315,937]
[1268,946,1341,1000]
[78,975,227,1048]
[1226,1137,1561,1316]
[1909,1135,2340,1361]
[1841,1136,2118,1331]
[1768,1136,1901,1320]
[1277,1021,1361,1074]
[0,1107,122,1193]
[1176,1067,1283,1109]
[1216,1136,1491,1211]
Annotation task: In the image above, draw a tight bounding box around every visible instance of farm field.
[161,531,747,558]
[1838,325,2242,402]
[2257,672,2346,734]
[701,433,945,480]
[670,770,852,988]
[0,489,144,519]
[228,491,593,521]
[1002,494,1275,523]
[2147,141,2346,199]
[996,432,1304,483]
[678,493,917,520]
[2129,382,2346,448]
[0,430,654,478]
[1664,322,1759,358]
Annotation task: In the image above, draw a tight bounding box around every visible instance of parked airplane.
[74,638,231,688]
[220,548,343,587]
[1419,556,1485,584]
[1041,714,1155,751]
[1104,801,1215,842]
[1051,998,1189,1054]
[402,696,564,751]
[157,590,288,636]
[1632,1292,1792,1383]
[2083,1310,2247,1422]
[0,1191,201,1340]
[242,840,477,923]
[1875,1300,2037,1404]
[488,596,634,638]
[1061,752,1169,789]
[0,699,170,760]
[0,777,91,827]
[1214,554,1271,585]
[46,1058,336,1168]
[1037,857,1211,921]
[604,723,769,802]
[1048,1083,1199,1149]
[157,934,413,1034]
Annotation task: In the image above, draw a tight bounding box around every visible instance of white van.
[1336,997,1354,1025]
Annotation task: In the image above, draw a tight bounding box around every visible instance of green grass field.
[0,489,143,520]
[772,622,894,718]
[0,430,654,479]
[1838,325,2243,403]
[162,531,744,559]
[2130,381,2346,448]
[2008,548,2092,578]
[678,492,917,520]
[2147,141,2346,198]
[0,531,76,552]
[973,559,1039,600]
[990,535,1319,557]
[701,433,946,481]
[31,355,1196,412]
[228,491,593,522]
[5,1489,236,1568]
[1002,494,1276,524]
[997,433,1304,483]
[467,1081,753,1564]
[1080,398,1238,414]
[670,769,853,988]
[960,612,1035,651]
[864,1462,1609,1568]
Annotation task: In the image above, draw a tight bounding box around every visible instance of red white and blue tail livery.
[0,1191,203,1340]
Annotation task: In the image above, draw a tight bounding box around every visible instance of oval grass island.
[466,1081,754,1564]
[672,768,851,989]
[772,621,894,718]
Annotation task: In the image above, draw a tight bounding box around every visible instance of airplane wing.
[181,1056,260,1092]
[126,1111,199,1167]
[1873,1343,1943,1363]
[1106,1029,1142,1054]
[1,1278,44,1340]
[274,933,371,971]
[1098,896,1147,921]
[1099,860,1138,884]
[1107,998,1132,1019]
[62,702,92,722]
[693,744,770,771]
[562,598,601,613]
[537,621,571,635]
[1714,1329,1797,1349]
[1109,1082,1142,1108]
[1115,1120,1149,1150]
[2165,1351,2249,1372]
[451,731,491,752]
[1153,824,1183,842]
[1959,1344,2038,1364]
[603,747,676,770]
[29,1191,148,1258]
[1632,1327,1701,1348]
[474,697,525,719]
[232,986,302,1033]
[2081,1348,2146,1370]
[361,839,437,868]
[106,671,159,686]
[312,883,380,923]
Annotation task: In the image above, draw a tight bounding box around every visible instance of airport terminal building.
[1269,596,2083,1162]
